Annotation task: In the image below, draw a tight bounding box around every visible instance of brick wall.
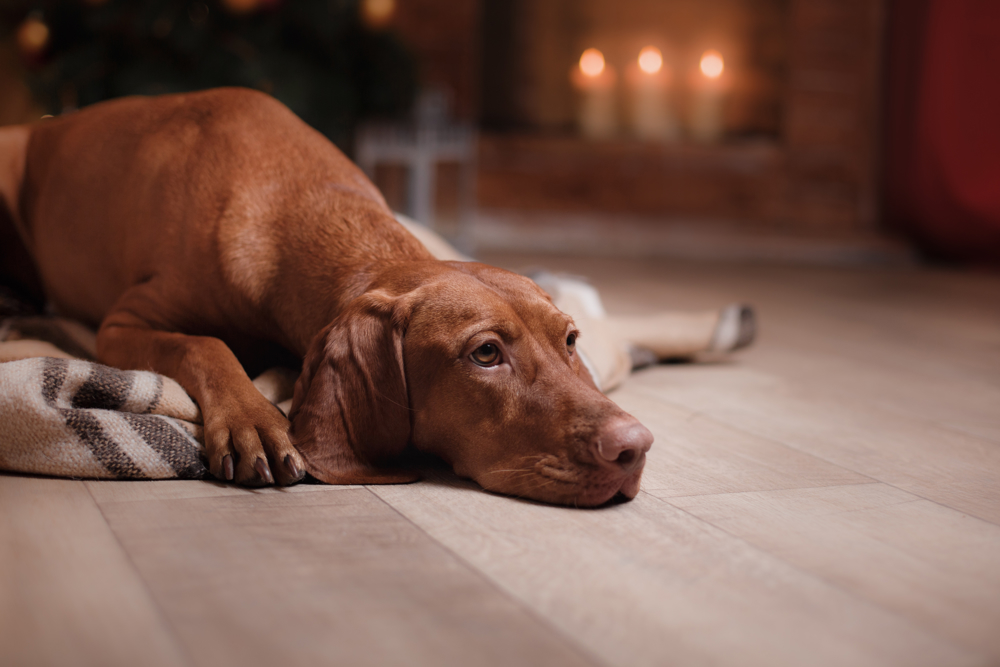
[390,0,887,235]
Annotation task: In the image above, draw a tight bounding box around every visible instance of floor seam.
[645,490,989,663]
[84,482,200,667]
[364,483,612,667]
[646,480,884,500]
[636,390,1000,529]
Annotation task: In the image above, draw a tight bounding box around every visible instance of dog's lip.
[557,454,647,507]
[480,452,647,507]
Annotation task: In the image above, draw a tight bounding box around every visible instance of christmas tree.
[1,0,417,150]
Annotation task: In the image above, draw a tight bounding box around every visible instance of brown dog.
[0,88,652,506]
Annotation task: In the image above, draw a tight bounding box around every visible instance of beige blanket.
[0,355,208,479]
[0,305,301,481]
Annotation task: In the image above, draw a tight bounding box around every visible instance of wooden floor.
[3,255,999,667]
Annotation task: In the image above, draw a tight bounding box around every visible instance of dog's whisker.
[483,468,533,476]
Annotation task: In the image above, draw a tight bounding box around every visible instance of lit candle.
[570,48,618,140]
[627,46,679,142]
[689,49,728,143]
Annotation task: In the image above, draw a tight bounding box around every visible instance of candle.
[627,46,679,142]
[570,48,618,140]
[689,49,728,143]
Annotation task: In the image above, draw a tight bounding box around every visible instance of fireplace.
[388,0,891,255]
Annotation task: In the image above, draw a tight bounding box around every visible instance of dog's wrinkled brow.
[453,319,524,347]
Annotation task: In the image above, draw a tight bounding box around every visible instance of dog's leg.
[97,308,305,486]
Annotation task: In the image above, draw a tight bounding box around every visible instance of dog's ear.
[288,292,418,484]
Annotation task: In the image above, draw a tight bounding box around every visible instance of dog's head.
[288,261,652,507]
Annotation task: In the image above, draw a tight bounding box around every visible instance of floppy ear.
[288,292,418,484]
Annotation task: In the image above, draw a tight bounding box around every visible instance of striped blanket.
[1,355,300,480]
[0,356,209,480]
[0,280,302,480]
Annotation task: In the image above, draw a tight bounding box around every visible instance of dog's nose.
[594,418,653,471]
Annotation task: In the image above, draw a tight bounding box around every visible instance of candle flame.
[637,47,663,75]
[700,50,724,79]
[579,48,606,78]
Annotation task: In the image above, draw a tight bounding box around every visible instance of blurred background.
[1,0,997,266]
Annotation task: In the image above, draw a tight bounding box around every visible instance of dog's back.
[3,88,429,339]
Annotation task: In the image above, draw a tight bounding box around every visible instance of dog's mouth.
[479,453,646,508]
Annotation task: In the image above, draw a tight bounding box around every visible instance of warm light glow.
[637,47,663,75]
[16,16,49,56]
[221,0,258,14]
[700,50,724,78]
[360,0,396,29]
[579,48,606,78]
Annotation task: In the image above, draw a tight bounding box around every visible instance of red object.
[885,0,1000,264]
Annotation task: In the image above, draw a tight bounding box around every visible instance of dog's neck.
[275,242,436,358]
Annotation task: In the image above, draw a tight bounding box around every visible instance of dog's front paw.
[204,392,305,486]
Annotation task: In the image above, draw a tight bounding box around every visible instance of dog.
[0,88,652,506]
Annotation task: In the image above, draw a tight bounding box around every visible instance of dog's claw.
[255,457,274,485]
[284,454,302,481]
[201,394,296,486]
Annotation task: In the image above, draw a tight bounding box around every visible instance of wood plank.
[724,269,1000,439]
[743,342,1000,445]
[371,479,978,667]
[94,486,594,667]
[667,483,1000,659]
[625,364,1000,524]
[0,475,189,667]
[608,390,871,497]
[85,478,362,504]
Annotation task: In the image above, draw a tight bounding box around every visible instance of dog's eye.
[567,333,577,349]
[470,343,501,366]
